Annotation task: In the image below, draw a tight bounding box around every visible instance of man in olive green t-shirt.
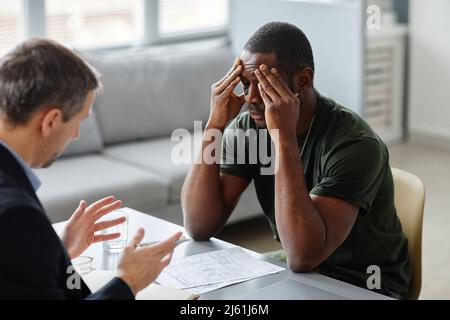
[181,22,411,299]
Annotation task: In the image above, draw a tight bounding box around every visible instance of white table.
[53,208,391,300]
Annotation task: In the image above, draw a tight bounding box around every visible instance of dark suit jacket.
[0,144,134,300]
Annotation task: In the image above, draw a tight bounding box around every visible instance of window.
[0,0,24,55]
[158,0,228,36]
[45,0,144,48]
[0,0,229,53]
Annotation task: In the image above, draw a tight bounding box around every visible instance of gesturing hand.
[207,57,246,130]
[61,196,124,259]
[255,64,300,141]
[117,229,182,295]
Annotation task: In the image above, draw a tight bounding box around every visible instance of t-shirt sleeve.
[219,118,254,181]
[310,138,388,214]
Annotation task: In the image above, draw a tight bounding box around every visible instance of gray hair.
[0,38,102,125]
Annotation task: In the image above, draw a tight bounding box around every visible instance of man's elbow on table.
[183,207,226,241]
[287,254,321,273]
[186,230,213,242]
[183,220,215,241]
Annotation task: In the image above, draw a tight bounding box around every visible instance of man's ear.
[40,107,62,138]
[293,67,314,92]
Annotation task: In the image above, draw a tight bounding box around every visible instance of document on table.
[156,247,285,291]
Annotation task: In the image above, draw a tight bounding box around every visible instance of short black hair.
[0,38,101,125]
[244,21,315,74]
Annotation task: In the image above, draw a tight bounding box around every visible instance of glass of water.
[102,209,129,252]
[71,256,95,276]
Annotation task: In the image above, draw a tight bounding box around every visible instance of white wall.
[409,0,450,147]
[229,0,365,114]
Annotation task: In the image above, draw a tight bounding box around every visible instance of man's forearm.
[181,128,225,240]
[274,139,327,271]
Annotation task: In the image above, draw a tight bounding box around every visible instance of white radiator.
[365,25,407,144]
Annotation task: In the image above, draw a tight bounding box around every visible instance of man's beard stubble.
[41,153,58,168]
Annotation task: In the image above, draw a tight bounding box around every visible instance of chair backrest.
[391,168,425,300]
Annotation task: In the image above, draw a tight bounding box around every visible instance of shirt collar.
[0,140,41,191]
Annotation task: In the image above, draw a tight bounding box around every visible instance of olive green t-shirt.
[220,93,411,298]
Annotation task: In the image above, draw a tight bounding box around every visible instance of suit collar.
[0,140,41,191]
[0,143,43,208]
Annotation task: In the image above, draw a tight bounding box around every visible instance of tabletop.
[53,207,392,300]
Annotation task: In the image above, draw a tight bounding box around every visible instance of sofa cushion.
[62,108,104,157]
[152,182,264,226]
[103,132,265,222]
[103,133,197,203]
[35,155,169,223]
[84,44,232,145]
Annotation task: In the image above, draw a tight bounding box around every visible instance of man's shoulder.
[0,170,42,216]
[316,93,387,150]
[319,94,371,129]
[0,173,56,253]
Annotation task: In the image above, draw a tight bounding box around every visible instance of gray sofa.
[35,40,263,225]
